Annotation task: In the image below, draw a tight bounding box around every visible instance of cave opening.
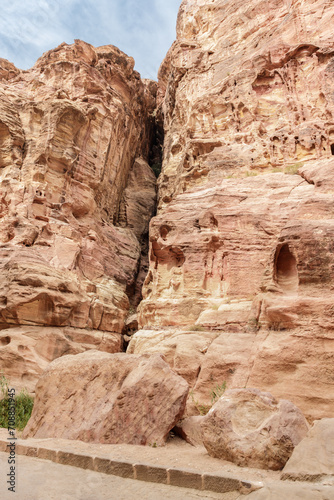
[331,144,334,155]
[274,244,298,292]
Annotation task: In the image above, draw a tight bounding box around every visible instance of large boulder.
[23,351,189,445]
[201,388,309,470]
[281,418,334,481]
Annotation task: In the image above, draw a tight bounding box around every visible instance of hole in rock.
[160,225,171,240]
[274,244,298,292]
[0,336,11,346]
[210,215,218,227]
[331,144,334,155]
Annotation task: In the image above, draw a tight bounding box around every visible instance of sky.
[0,0,181,79]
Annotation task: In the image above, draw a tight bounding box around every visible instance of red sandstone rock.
[175,416,204,447]
[0,40,156,332]
[0,39,156,384]
[0,326,122,393]
[281,418,334,481]
[133,0,334,421]
[128,329,219,387]
[201,388,309,470]
[23,350,189,445]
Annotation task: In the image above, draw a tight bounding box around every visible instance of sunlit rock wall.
[131,0,334,420]
[0,40,157,390]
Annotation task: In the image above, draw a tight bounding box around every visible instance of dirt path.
[0,452,240,500]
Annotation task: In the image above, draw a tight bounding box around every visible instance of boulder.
[201,388,309,470]
[23,351,189,446]
[281,418,334,481]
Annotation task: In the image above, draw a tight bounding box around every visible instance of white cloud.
[0,0,181,78]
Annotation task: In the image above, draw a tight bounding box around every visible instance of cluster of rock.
[23,350,309,471]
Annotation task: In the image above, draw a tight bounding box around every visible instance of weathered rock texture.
[0,40,157,387]
[175,415,204,447]
[281,418,334,481]
[0,326,121,393]
[201,388,309,470]
[131,0,334,420]
[23,350,189,445]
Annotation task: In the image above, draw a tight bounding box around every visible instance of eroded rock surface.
[0,40,157,385]
[0,326,122,393]
[201,388,309,470]
[23,350,189,445]
[133,0,334,420]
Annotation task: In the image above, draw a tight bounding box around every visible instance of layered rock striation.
[0,40,157,390]
[131,0,334,420]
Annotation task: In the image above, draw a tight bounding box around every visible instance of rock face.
[0,326,121,393]
[0,40,157,386]
[281,418,334,481]
[201,388,309,470]
[131,0,334,420]
[23,350,189,445]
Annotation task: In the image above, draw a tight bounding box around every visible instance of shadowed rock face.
[0,40,157,388]
[130,0,334,420]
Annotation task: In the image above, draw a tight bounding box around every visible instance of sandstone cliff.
[1,0,334,425]
[0,40,157,390]
[130,0,334,421]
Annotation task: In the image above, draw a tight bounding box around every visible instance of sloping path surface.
[0,452,239,500]
[1,429,333,499]
[0,429,271,495]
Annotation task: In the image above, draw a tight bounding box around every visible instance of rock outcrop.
[201,388,309,470]
[23,350,189,445]
[130,0,334,420]
[0,40,157,388]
